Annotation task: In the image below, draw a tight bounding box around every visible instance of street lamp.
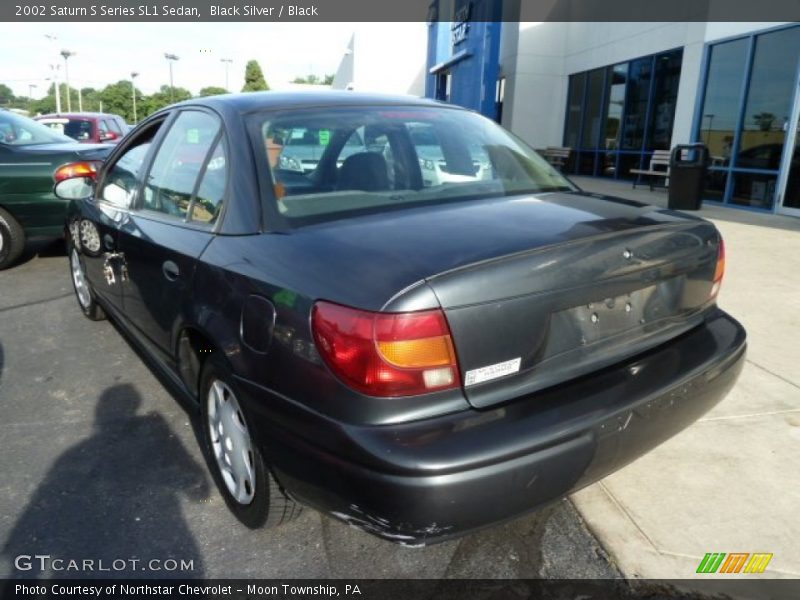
[220,58,233,91]
[131,71,139,123]
[44,34,61,113]
[61,49,75,112]
[164,53,179,103]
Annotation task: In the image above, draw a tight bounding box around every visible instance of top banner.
[5,0,800,22]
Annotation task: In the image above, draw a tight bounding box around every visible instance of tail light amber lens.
[711,237,725,299]
[311,301,460,397]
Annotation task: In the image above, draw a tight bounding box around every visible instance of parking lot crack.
[0,292,72,314]
[745,359,800,391]
[597,481,661,555]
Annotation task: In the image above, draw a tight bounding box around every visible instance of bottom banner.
[1,579,799,600]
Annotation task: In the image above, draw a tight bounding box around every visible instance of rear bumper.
[237,308,746,544]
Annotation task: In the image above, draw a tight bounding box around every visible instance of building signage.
[451,2,471,45]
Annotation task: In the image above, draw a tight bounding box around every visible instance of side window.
[409,122,490,187]
[189,137,227,225]
[106,119,122,134]
[142,111,221,221]
[98,120,109,134]
[97,122,162,208]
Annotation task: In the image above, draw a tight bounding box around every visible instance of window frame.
[131,106,230,232]
[94,112,173,212]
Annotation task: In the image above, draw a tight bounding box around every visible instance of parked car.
[57,92,746,544]
[35,112,128,145]
[0,110,111,269]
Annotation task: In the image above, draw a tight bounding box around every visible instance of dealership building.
[425,2,800,217]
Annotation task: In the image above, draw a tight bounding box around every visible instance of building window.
[696,26,800,210]
[563,48,683,179]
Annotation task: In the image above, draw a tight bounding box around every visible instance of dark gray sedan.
[55,91,746,545]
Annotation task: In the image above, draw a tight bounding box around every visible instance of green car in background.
[0,110,112,270]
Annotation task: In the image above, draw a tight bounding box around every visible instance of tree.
[291,74,334,86]
[199,86,228,97]
[753,112,776,132]
[242,60,269,92]
[139,85,192,118]
[0,84,14,106]
[97,80,139,121]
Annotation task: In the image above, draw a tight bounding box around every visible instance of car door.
[80,118,165,311]
[117,108,227,360]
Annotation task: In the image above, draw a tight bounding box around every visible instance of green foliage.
[0,84,14,105]
[242,60,269,92]
[139,85,192,118]
[291,74,334,86]
[199,86,228,97]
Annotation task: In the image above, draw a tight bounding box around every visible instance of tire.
[0,207,25,271]
[68,245,106,321]
[199,352,301,528]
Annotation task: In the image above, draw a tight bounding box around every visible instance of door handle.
[162,260,180,282]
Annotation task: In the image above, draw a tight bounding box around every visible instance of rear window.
[39,118,95,141]
[251,106,574,226]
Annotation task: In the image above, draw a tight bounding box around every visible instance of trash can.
[668,143,709,210]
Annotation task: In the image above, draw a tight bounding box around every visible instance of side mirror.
[100,131,118,142]
[54,176,94,200]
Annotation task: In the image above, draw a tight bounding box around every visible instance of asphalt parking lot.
[0,243,619,580]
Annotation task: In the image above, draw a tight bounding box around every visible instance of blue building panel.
[426,0,503,121]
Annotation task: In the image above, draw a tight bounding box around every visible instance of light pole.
[131,71,139,123]
[220,58,232,91]
[44,34,61,113]
[164,53,179,103]
[28,84,37,112]
[61,49,75,112]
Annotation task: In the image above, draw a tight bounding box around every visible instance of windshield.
[251,106,575,226]
[0,111,74,146]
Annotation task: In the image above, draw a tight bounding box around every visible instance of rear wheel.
[0,207,25,270]
[199,353,301,528]
[69,246,106,321]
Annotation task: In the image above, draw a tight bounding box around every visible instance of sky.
[0,22,361,98]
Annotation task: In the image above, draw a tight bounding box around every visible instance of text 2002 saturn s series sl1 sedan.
[55,92,746,545]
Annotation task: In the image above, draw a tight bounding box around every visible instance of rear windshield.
[40,118,95,141]
[250,106,575,226]
[0,111,73,146]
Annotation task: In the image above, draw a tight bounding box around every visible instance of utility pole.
[221,58,233,91]
[61,49,75,112]
[164,53,179,103]
[44,34,61,113]
[131,71,139,123]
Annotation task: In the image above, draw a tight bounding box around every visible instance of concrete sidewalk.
[569,176,800,579]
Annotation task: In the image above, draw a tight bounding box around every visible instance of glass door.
[777,60,800,216]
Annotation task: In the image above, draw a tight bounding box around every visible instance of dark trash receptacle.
[668,144,709,210]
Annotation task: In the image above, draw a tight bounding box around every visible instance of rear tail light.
[710,237,725,299]
[311,301,461,397]
[54,160,103,183]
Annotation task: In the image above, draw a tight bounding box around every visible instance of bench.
[630,150,671,191]
[541,147,572,171]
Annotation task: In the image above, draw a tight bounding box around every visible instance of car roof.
[36,112,122,119]
[171,91,448,114]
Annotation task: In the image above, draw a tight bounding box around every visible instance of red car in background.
[35,112,129,144]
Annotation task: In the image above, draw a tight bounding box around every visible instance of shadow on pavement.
[1,383,210,579]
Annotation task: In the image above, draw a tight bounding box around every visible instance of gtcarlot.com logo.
[14,554,195,573]
[696,552,773,574]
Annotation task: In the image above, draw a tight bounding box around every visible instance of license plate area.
[569,283,677,345]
